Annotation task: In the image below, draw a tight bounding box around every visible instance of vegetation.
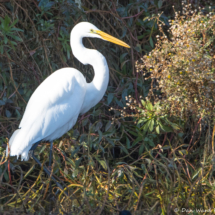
[0,0,215,214]
[138,4,215,119]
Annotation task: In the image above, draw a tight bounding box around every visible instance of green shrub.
[136,4,215,120]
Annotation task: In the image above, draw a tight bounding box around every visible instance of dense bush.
[1,0,215,214]
[136,4,215,120]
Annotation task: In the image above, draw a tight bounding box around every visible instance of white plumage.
[7,22,130,161]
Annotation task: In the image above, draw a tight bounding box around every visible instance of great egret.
[6,22,130,190]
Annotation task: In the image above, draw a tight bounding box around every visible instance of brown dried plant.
[136,3,215,120]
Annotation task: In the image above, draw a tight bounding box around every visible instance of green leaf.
[120,144,129,154]
[115,98,124,108]
[144,137,149,141]
[105,120,112,131]
[162,145,170,149]
[95,121,103,131]
[142,120,151,132]
[66,157,75,167]
[5,15,11,26]
[149,119,154,132]
[158,122,172,132]
[93,109,101,116]
[44,1,55,11]
[4,36,8,44]
[82,118,88,127]
[39,145,46,154]
[145,158,151,165]
[128,130,138,136]
[10,41,17,46]
[23,164,35,179]
[146,102,153,111]
[126,137,130,149]
[80,134,87,143]
[149,37,154,48]
[5,110,11,118]
[148,138,154,147]
[120,53,128,63]
[75,157,82,168]
[158,0,163,8]
[156,125,160,134]
[137,34,144,40]
[3,170,9,181]
[106,138,115,146]
[139,144,144,155]
[121,59,130,69]
[67,48,70,59]
[120,26,127,39]
[11,27,24,32]
[132,136,143,146]
[98,129,103,142]
[107,93,114,105]
[95,157,107,170]
[178,133,184,138]
[178,150,183,156]
[143,16,149,22]
[141,99,146,106]
[62,54,66,62]
[164,118,180,130]
[0,100,5,106]
[15,109,21,119]
[72,169,79,177]
[10,19,18,28]
[104,130,116,137]
[0,46,3,54]
[134,44,142,53]
[137,118,147,124]
[8,41,16,50]
[192,167,202,179]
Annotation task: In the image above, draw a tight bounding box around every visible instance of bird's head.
[71,22,130,48]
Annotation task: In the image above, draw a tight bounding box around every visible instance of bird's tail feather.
[6,129,21,158]
[6,129,32,161]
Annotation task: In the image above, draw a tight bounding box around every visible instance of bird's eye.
[90,29,94,33]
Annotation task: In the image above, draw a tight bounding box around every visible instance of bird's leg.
[49,141,53,196]
[30,140,41,151]
[29,142,68,196]
[31,153,66,194]
[49,141,53,169]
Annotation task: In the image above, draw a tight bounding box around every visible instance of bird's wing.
[9,68,86,160]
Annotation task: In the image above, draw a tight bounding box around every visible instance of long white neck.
[70,33,109,114]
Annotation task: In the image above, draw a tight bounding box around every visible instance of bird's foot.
[28,150,34,159]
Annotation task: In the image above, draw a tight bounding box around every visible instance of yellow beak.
[95,30,130,48]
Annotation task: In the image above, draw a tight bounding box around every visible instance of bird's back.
[7,68,86,160]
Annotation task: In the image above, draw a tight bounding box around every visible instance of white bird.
[6,22,129,174]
